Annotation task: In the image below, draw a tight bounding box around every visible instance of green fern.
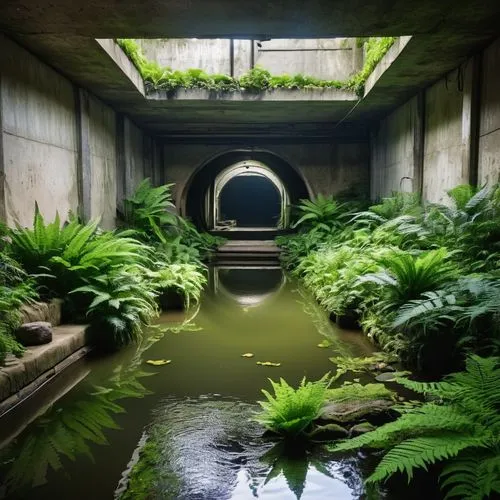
[151,263,206,308]
[254,374,332,437]
[330,355,500,499]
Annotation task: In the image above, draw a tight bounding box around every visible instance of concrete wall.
[255,38,358,81]
[0,35,161,228]
[124,118,146,197]
[137,38,360,80]
[370,97,420,198]
[479,37,500,186]
[370,36,500,203]
[162,142,370,211]
[0,35,79,226]
[422,68,468,203]
[87,93,117,229]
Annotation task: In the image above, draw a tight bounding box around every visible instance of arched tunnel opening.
[219,175,281,228]
[183,150,310,235]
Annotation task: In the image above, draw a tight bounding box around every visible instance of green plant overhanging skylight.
[116,37,396,97]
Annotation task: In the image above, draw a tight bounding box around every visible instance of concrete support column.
[462,55,481,187]
[115,113,126,213]
[151,140,164,186]
[143,135,153,180]
[76,88,92,222]
[369,126,384,200]
[352,41,363,73]
[0,75,6,222]
[413,92,425,197]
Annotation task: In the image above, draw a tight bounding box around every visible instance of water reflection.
[0,313,200,497]
[213,267,285,308]
[119,395,365,500]
[0,268,378,500]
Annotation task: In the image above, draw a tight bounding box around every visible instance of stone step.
[0,324,89,416]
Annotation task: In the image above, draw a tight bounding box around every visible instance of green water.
[0,267,380,500]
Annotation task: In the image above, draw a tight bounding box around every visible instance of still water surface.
[0,267,379,500]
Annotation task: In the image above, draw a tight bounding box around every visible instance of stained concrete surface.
[0,325,88,409]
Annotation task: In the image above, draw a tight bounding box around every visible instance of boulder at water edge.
[15,321,53,346]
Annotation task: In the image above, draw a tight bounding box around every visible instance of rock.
[15,322,53,346]
[376,363,396,373]
[375,371,409,383]
[349,422,376,437]
[309,423,349,440]
[319,399,395,424]
[375,372,398,382]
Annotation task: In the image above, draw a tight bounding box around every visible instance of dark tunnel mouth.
[183,150,310,231]
[218,174,282,228]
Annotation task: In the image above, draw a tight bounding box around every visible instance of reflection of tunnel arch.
[183,149,310,232]
[215,267,286,307]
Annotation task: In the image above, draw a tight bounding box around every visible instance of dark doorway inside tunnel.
[219,175,281,227]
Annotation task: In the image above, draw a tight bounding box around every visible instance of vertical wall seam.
[75,88,92,221]
[469,53,482,187]
[414,91,425,198]
[0,74,6,222]
[115,113,125,214]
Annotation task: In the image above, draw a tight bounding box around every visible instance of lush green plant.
[0,254,37,362]
[122,179,223,261]
[359,248,460,306]
[72,265,158,349]
[254,374,331,438]
[10,208,158,348]
[116,38,396,96]
[122,178,176,242]
[152,263,207,308]
[276,231,327,270]
[291,195,350,234]
[331,355,500,500]
[392,274,500,371]
[347,37,396,95]
[429,184,500,272]
[10,208,150,298]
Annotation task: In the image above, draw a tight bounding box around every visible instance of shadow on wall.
[183,150,310,231]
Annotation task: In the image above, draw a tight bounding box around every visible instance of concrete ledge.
[0,324,89,415]
[147,87,358,102]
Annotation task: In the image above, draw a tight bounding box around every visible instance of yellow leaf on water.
[146,359,172,366]
[256,361,281,367]
[241,353,255,358]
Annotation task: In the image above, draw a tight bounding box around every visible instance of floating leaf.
[317,339,332,348]
[256,361,281,367]
[146,359,171,366]
[241,353,255,358]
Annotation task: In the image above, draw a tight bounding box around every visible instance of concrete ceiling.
[1,0,500,38]
[2,1,500,141]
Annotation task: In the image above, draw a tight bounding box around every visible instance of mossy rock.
[307,423,349,440]
[349,422,376,437]
[319,399,395,425]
